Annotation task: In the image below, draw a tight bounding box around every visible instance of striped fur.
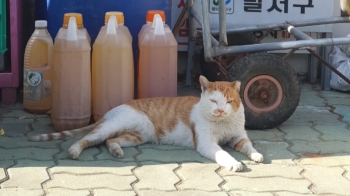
[28,121,102,141]
[28,76,263,172]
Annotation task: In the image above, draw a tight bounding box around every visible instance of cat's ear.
[232,81,241,92]
[199,75,210,91]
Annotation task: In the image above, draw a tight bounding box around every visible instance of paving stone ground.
[1,83,350,195]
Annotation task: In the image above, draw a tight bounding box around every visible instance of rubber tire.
[200,33,257,81]
[227,53,300,130]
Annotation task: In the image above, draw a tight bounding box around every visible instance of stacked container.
[92,12,134,121]
[137,13,178,98]
[23,20,53,113]
[51,13,91,131]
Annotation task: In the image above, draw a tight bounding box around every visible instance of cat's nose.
[217,109,224,114]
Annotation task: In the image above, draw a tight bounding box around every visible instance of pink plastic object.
[0,0,22,103]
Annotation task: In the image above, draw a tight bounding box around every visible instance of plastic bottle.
[23,20,53,114]
[92,12,134,121]
[51,13,91,131]
[138,14,178,98]
[137,10,169,97]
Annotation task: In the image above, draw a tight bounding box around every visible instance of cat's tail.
[27,120,102,142]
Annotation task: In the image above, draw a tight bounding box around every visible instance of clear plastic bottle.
[138,14,178,98]
[51,13,91,131]
[92,12,134,121]
[23,20,53,114]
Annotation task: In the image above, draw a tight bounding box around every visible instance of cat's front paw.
[231,161,243,172]
[223,160,243,172]
[250,152,263,163]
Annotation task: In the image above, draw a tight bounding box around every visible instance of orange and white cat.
[28,76,263,171]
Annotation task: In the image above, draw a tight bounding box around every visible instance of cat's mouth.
[213,113,226,118]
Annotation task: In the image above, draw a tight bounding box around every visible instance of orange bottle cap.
[146,10,165,23]
[63,13,84,29]
[105,12,124,24]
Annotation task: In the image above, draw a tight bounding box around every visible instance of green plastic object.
[0,0,7,54]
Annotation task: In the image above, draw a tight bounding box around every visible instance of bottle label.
[23,70,43,100]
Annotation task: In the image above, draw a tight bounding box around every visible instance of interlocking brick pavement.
[1,83,350,195]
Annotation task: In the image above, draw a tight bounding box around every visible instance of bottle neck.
[147,21,165,24]
[104,23,124,26]
[33,28,50,36]
[63,24,84,29]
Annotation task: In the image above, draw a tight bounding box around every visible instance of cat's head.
[199,75,242,120]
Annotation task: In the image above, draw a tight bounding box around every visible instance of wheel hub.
[244,75,283,114]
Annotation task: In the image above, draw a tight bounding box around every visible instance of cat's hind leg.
[229,136,263,163]
[68,121,118,159]
[106,131,144,158]
[67,105,152,159]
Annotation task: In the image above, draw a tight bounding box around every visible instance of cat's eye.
[227,100,233,104]
[210,99,217,103]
